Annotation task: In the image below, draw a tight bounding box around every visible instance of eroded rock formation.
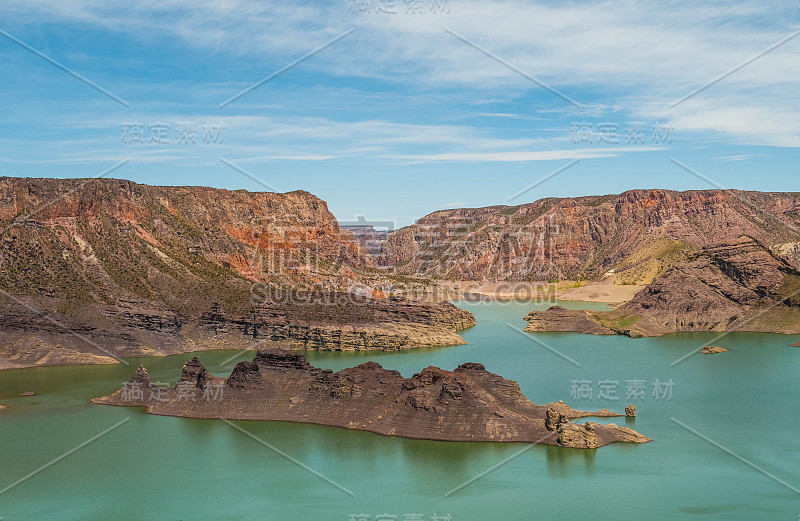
[92,349,651,448]
[525,306,615,335]
[525,237,800,337]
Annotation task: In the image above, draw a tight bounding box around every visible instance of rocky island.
[700,345,729,354]
[92,349,650,448]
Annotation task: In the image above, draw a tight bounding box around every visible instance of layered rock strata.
[525,237,800,337]
[92,349,651,448]
[0,177,475,369]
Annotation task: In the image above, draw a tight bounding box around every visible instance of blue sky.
[0,0,798,227]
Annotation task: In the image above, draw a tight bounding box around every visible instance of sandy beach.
[408,280,645,305]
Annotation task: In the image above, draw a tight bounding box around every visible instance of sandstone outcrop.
[524,237,800,337]
[625,405,636,417]
[92,349,651,448]
[524,306,615,335]
[379,189,800,338]
[700,346,729,354]
[380,189,800,282]
[0,293,475,369]
[0,177,475,369]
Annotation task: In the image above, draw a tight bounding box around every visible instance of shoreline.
[408,280,644,305]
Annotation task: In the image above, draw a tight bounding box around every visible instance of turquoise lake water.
[1,299,799,520]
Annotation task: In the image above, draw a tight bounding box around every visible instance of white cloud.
[714,154,758,162]
[1,0,798,147]
[388,146,663,163]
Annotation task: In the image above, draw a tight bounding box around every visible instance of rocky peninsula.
[92,349,650,448]
[525,237,800,338]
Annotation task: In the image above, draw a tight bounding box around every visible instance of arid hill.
[524,236,800,336]
[0,177,474,369]
[375,189,800,336]
[380,189,800,283]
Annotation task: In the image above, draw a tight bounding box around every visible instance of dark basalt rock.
[129,365,151,385]
[227,361,265,389]
[254,349,314,372]
[455,362,485,372]
[92,349,651,448]
[179,357,210,389]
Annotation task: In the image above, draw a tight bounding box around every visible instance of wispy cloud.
[389,146,663,163]
[2,0,797,148]
[714,154,760,162]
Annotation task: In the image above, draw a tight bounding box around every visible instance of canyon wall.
[0,177,474,368]
[381,189,800,282]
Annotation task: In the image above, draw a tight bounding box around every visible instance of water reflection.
[398,437,507,479]
[545,445,596,477]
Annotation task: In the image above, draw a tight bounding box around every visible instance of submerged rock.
[700,345,729,354]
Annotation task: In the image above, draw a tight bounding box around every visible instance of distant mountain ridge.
[378,189,800,337]
[380,189,800,283]
[5,180,800,366]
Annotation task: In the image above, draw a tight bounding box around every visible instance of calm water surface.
[1,299,798,520]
